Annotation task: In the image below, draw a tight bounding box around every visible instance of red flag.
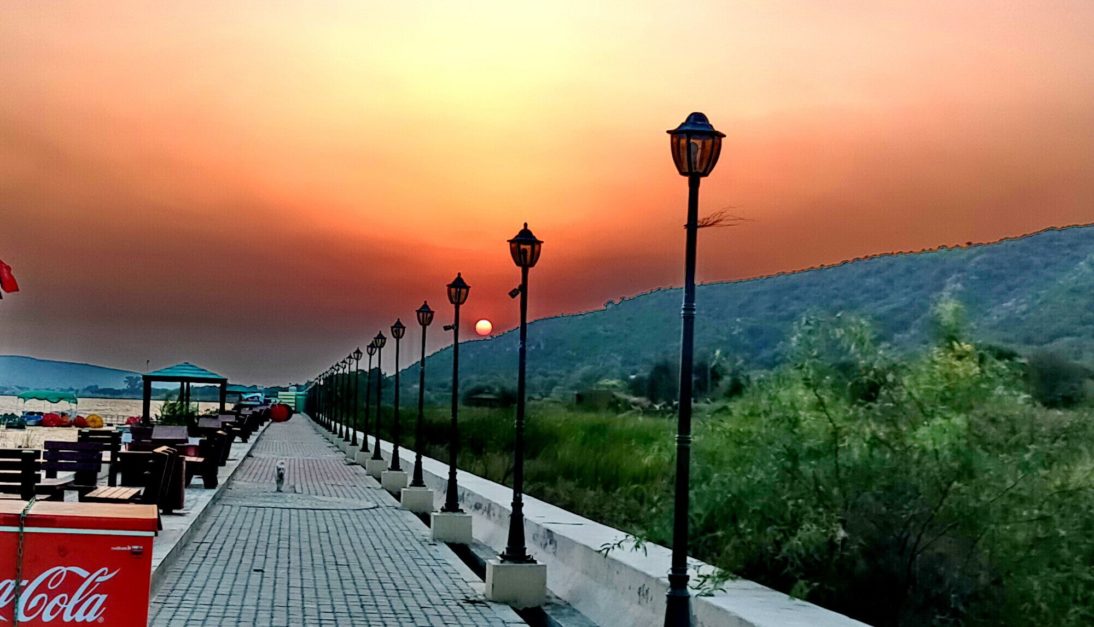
[0,259,18,293]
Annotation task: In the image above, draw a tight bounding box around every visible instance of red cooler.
[0,501,158,626]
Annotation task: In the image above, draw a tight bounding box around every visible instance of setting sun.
[475,319,493,336]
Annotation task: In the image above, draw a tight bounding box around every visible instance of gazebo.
[142,362,228,424]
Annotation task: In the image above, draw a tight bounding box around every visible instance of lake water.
[0,395,221,423]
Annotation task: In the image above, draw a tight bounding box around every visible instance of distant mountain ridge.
[0,356,137,393]
[410,223,1094,399]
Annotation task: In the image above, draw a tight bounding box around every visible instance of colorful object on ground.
[269,403,293,423]
[125,416,141,425]
[74,415,89,428]
[40,413,64,427]
[0,259,17,294]
[0,414,24,429]
[86,414,105,428]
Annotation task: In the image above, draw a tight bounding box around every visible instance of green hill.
[410,224,1094,399]
[0,356,138,394]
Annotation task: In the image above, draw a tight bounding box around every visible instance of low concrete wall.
[342,424,865,627]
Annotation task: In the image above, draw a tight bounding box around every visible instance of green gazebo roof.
[17,390,78,404]
[143,362,227,382]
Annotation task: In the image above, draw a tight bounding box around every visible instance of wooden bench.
[80,485,142,503]
[78,429,122,486]
[38,441,103,499]
[0,449,39,501]
[196,420,232,466]
[98,446,178,514]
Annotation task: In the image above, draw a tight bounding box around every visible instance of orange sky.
[2,1,1093,384]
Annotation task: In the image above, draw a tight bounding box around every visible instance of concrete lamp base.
[365,458,387,479]
[345,445,359,460]
[400,487,435,514]
[381,469,408,493]
[485,559,547,608]
[354,450,372,466]
[430,511,473,544]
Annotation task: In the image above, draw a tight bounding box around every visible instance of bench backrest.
[78,429,122,487]
[0,449,40,500]
[198,430,229,467]
[43,441,103,487]
[116,446,176,508]
[129,425,153,442]
[141,446,177,508]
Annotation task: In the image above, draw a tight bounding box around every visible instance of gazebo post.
[219,382,227,413]
[142,378,153,425]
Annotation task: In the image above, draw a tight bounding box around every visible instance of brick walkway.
[150,418,524,626]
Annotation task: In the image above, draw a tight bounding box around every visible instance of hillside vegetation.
[374,312,1093,626]
[411,224,1094,401]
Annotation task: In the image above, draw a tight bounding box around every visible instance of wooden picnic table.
[151,426,189,442]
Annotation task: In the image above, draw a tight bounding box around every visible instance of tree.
[124,375,142,394]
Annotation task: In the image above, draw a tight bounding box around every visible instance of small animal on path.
[275,460,286,492]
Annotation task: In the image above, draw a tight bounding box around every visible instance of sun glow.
[475,319,493,336]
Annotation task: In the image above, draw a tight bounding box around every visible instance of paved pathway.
[150,418,524,626]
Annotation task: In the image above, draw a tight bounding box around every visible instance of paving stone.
[150,418,524,626]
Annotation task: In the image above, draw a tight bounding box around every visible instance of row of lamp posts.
[303,112,722,625]
[305,222,546,606]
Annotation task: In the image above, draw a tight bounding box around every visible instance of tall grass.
[356,314,1094,625]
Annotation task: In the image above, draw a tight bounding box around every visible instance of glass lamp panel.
[447,275,470,305]
[416,303,435,326]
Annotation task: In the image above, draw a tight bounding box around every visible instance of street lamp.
[411,302,434,487]
[388,319,406,471]
[500,223,542,565]
[440,273,469,512]
[344,354,354,443]
[323,369,332,430]
[339,358,348,442]
[362,341,377,455]
[351,347,363,447]
[664,111,724,627]
[370,332,387,462]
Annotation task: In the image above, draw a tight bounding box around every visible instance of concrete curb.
[149,421,270,595]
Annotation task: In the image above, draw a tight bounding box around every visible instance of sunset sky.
[2,1,1093,384]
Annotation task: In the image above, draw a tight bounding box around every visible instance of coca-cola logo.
[0,567,117,623]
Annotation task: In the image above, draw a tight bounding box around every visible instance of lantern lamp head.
[373,332,387,349]
[508,223,543,269]
[447,273,470,306]
[366,341,377,356]
[667,112,724,177]
[352,347,363,361]
[416,301,435,327]
[391,319,406,340]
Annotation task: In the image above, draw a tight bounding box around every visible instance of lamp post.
[362,341,377,454]
[331,363,339,434]
[410,302,434,487]
[664,112,724,627]
[500,223,542,564]
[335,361,342,435]
[370,332,387,461]
[351,347,363,447]
[343,354,354,443]
[388,319,406,471]
[323,369,331,430]
[337,359,346,441]
[440,273,469,513]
